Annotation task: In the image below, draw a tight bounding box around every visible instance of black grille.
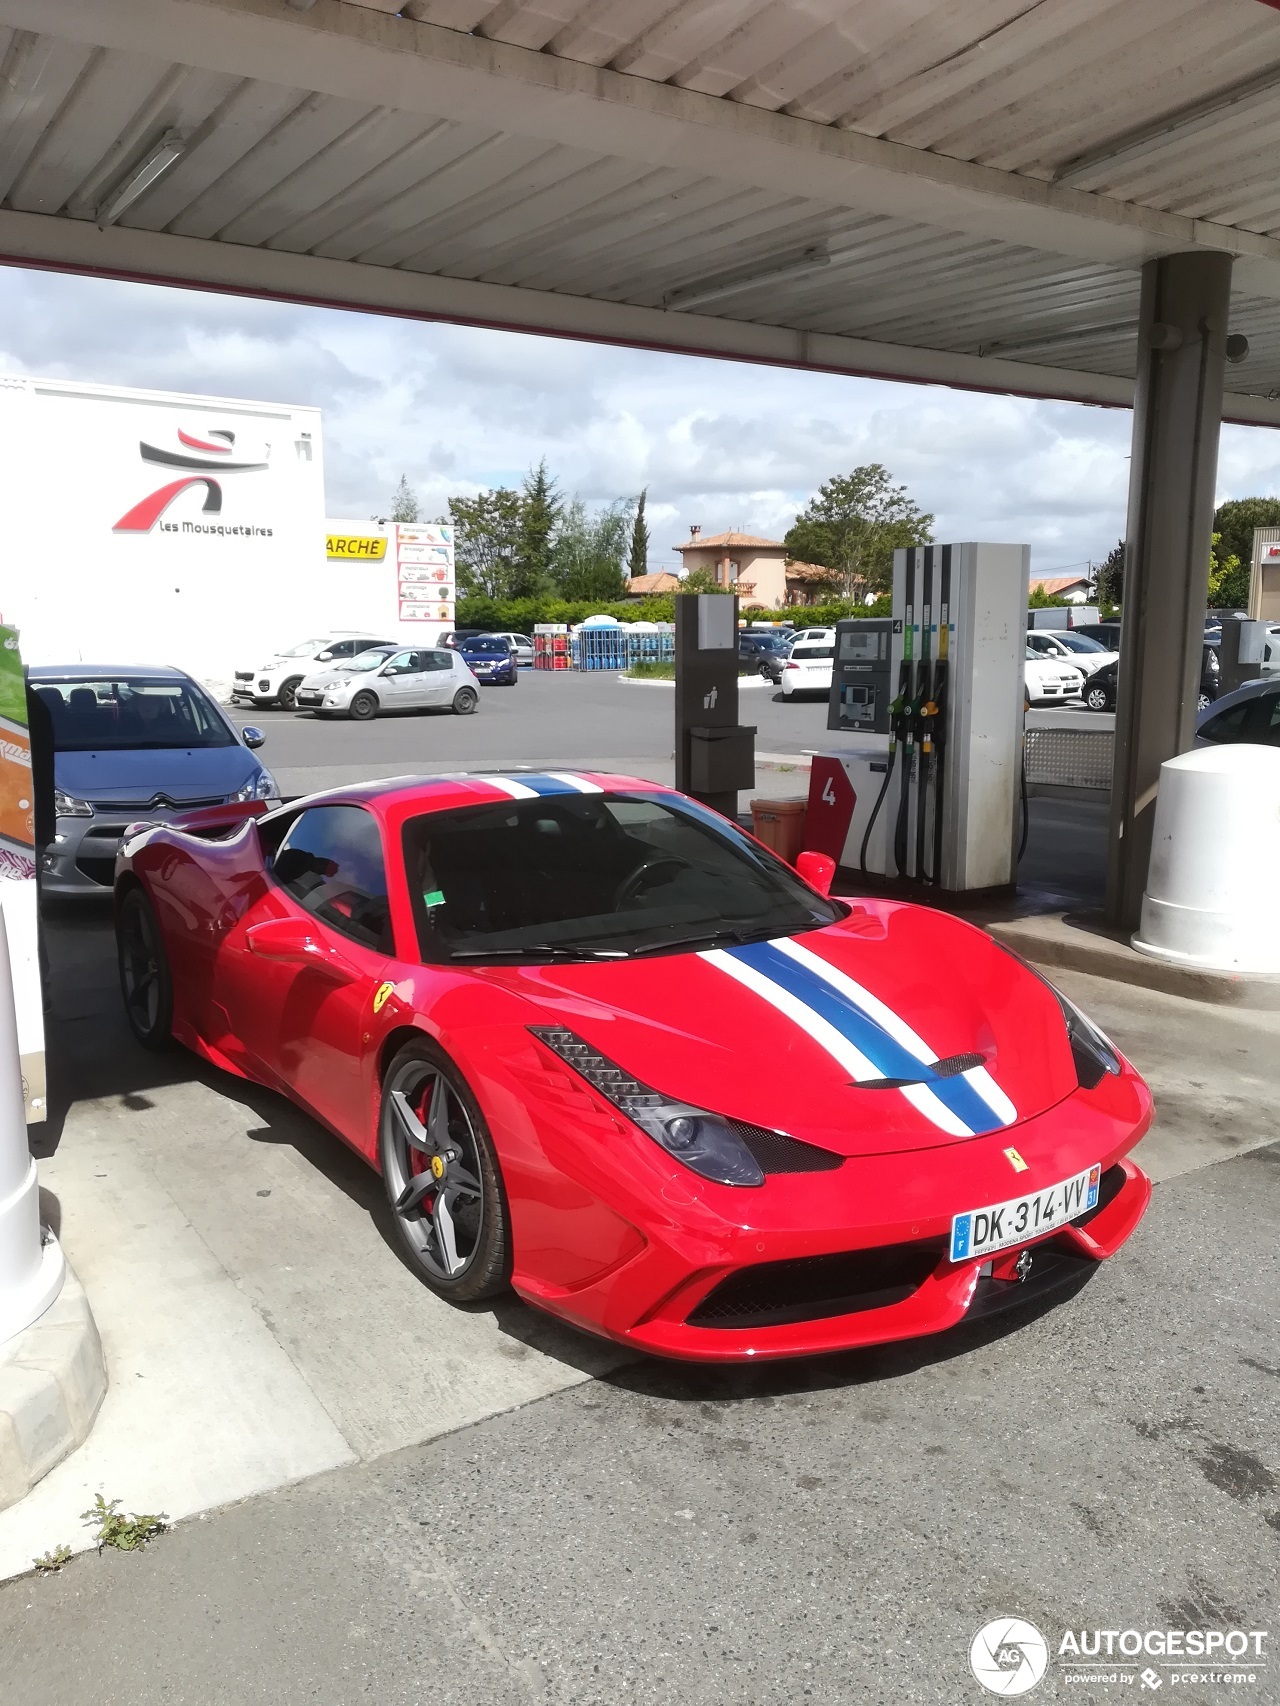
[965,1237,1094,1321]
[1070,1163,1127,1229]
[730,1120,843,1174]
[74,853,116,887]
[687,1238,946,1330]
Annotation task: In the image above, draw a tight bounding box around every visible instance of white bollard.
[0,906,64,1344]
[1132,743,1280,973]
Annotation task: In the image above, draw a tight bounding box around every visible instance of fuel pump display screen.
[828,617,893,735]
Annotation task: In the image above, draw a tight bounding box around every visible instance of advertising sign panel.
[0,626,44,1122]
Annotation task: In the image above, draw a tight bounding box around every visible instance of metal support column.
[1105,251,1233,931]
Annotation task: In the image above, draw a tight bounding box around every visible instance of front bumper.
[510,1080,1153,1363]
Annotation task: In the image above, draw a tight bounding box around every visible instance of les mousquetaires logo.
[113,425,272,534]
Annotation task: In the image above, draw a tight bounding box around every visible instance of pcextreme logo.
[113,424,272,534]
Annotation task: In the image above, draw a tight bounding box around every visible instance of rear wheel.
[1197,690,1212,713]
[116,888,173,1050]
[453,686,479,714]
[379,1038,509,1303]
[348,690,378,721]
[277,676,302,711]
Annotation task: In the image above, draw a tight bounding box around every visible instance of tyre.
[758,661,771,679]
[116,887,173,1051]
[1084,683,1110,712]
[348,690,378,721]
[453,686,479,715]
[277,676,303,711]
[1197,690,1212,713]
[379,1037,510,1303]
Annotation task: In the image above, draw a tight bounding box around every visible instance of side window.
[1260,692,1280,747]
[271,805,391,951]
[328,640,357,659]
[1199,700,1257,744]
[423,651,453,672]
[383,650,416,675]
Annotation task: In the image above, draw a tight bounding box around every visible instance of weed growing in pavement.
[32,1544,72,1573]
[624,660,675,679]
[80,1494,168,1553]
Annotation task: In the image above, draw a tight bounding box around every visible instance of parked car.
[458,634,519,686]
[1082,641,1221,713]
[780,636,836,698]
[233,632,395,710]
[738,630,792,675]
[1196,677,1280,747]
[1024,649,1085,706]
[1026,629,1117,676]
[489,631,534,667]
[1071,622,1122,650]
[30,663,277,898]
[296,646,480,719]
[114,769,1152,1356]
[439,630,483,651]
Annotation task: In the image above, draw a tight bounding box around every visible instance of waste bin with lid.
[750,798,807,864]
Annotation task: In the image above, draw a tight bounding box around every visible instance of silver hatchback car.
[294,645,481,720]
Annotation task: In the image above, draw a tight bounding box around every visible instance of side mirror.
[316,650,334,662]
[242,726,266,749]
[245,918,354,978]
[794,849,836,896]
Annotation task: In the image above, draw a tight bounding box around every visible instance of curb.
[0,1261,107,1511]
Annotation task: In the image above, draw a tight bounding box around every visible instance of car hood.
[485,903,1079,1157]
[300,664,368,689]
[56,745,260,802]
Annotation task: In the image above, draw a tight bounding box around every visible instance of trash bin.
[750,798,807,864]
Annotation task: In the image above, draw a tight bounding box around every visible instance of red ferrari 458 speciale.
[113,771,1152,1362]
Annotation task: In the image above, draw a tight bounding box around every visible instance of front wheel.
[1197,690,1212,713]
[1084,684,1111,712]
[116,888,173,1051]
[277,677,302,711]
[379,1038,510,1303]
[348,690,378,721]
[453,687,479,714]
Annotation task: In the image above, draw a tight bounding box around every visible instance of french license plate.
[950,1164,1101,1262]
[297,692,321,703]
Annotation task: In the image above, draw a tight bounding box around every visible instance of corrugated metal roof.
[2,0,1280,411]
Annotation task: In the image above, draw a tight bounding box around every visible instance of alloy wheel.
[383,1061,485,1283]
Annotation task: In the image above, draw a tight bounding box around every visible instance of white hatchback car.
[233,632,396,710]
[1024,647,1085,706]
[295,645,482,720]
[1026,629,1118,677]
[780,634,836,698]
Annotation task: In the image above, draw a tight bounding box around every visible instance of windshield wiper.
[449,944,630,962]
[626,926,769,957]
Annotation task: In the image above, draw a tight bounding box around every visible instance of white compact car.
[1026,629,1118,677]
[1024,647,1085,705]
[295,645,481,720]
[780,635,836,698]
[233,632,397,710]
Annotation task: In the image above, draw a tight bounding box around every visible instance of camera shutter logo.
[970,1619,1049,1696]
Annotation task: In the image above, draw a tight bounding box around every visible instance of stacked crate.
[534,625,570,670]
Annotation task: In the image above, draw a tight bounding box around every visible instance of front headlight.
[328,677,352,690]
[232,771,277,803]
[54,788,92,817]
[530,1025,764,1186]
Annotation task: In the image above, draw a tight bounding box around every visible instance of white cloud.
[1,263,1277,577]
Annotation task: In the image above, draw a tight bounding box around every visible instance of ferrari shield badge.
[372,981,396,1015]
[1003,1146,1029,1173]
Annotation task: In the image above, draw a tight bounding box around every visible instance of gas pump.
[807,543,1028,891]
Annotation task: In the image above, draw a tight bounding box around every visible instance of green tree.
[449,487,525,599]
[551,499,629,602]
[1207,531,1246,609]
[678,565,734,594]
[390,473,420,524]
[1092,539,1125,607]
[513,459,561,599]
[628,487,650,579]
[1212,497,1280,591]
[783,464,933,599]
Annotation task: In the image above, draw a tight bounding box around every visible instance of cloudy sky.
[3,263,1279,579]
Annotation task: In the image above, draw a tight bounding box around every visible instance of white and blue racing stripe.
[483,772,602,799]
[701,938,1016,1139]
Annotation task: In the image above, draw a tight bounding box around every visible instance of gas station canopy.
[3,0,1280,422]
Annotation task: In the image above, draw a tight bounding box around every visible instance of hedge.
[454,592,894,632]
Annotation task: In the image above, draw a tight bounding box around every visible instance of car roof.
[270,770,676,823]
[1197,676,1276,721]
[29,662,191,681]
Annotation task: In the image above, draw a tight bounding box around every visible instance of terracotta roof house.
[672,528,839,608]
[1029,573,1093,604]
[624,571,682,597]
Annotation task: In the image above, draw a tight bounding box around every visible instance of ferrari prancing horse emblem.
[373,981,395,1015]
[1003,1146,1028,1172]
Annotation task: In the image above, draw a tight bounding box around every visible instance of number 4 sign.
[805,757,856,862]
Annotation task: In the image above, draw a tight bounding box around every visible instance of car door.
[417,649,456,706]
[217,803,393,1142]
[375,649,427,711]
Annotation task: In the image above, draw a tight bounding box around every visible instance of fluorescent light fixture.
[96,131,186,226]
[664,244,830,313]
[978,320,1135,359]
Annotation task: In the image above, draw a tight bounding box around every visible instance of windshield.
[280,638,331,658]
[1057,633,1105,653]
[466,637,511,654]
[347,647,396,672]
[403,791,841,962]
[36,677,235,752]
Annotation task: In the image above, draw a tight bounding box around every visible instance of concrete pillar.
[1105,252,1233,931]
